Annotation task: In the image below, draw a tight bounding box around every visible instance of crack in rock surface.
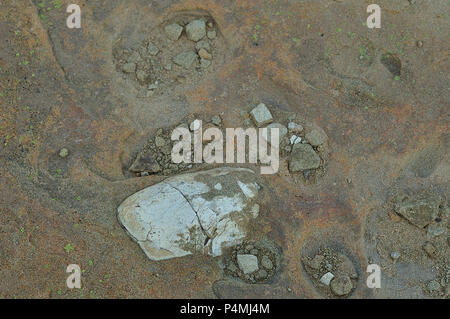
[118,168,261,261]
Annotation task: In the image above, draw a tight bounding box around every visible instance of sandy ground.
[0,0,448,298]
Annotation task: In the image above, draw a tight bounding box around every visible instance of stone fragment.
[236,254,259,274]
[117,168,261,260]
[164,23,183,41]
[289,144,321,172]
[173,51,198,69]
[186,19,206,42]
[129,150,161,174]
[261,255,273,270]
[198,48,212,60]
[320,272,335,286]
[308,254,324,270]
[393,194,440,228]
[290,135,302,145]
[250,103,273,127]
[59,148,69,158]
[330,275,353,296]
[255,269,268,280]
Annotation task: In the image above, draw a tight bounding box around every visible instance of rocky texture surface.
[223,239,281,284]
[302,247,357,298]
[112,14,222,98]
[118,168,260,260]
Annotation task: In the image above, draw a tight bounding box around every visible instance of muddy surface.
[0,0,448,298]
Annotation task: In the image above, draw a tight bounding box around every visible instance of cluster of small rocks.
[247,103,327,177]
[113,17,218,97]
[302,247,357,297]
[224,242,278,283]
[169,19,216,70]
[129,115,223,177]
[389,189,449,297]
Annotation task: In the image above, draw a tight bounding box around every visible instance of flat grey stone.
[261,255,273,270]
[237,254,259,274]
[320,272,335,286]
[164,23,183,41]
[129,150,161,173]
[186,19,206,42]
[250,103,273,127]
[289,143,321,172]
[394,194,440,228]
[173,51,198,69]
[118,168,260,260]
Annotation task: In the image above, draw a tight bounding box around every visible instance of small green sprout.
[64,243,73,253]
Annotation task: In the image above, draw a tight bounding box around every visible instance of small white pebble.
[319,272,335,286]
[290,135,297,144]
[59,148,69,158]
[391,251,401,260]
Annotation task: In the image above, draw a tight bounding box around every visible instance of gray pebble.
[59,148,69,158]
[391,251,401,260]
[164,23,183,41]
[186,19,206,42]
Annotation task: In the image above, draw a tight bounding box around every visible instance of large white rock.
[118,168,261,261]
